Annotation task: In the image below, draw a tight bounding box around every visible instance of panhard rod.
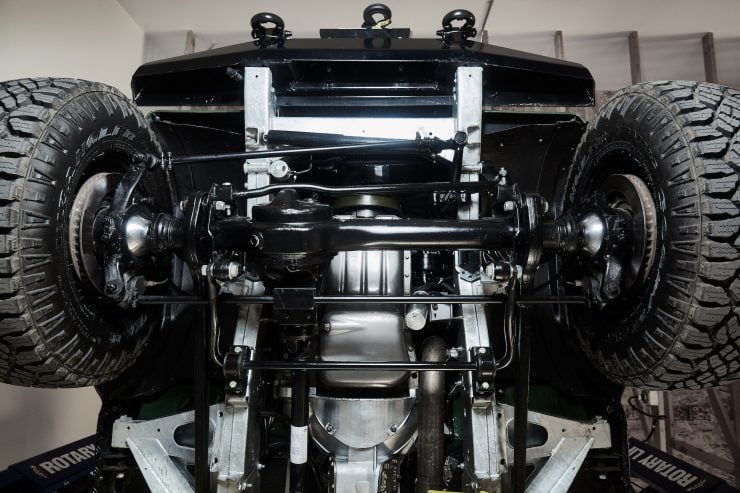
[238,360,477,371]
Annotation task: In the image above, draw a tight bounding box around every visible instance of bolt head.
[482,381,490,390]
[227,262,241,279]
[503,201,515,212]
[228,380,237,389]
[453,131,468,145]
[478,347,487,354]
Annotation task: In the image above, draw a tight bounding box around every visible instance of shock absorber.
[290,370,310,493]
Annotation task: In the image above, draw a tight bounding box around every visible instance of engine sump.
[320,249,412,388]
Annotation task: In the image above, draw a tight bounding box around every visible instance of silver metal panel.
[430,303,454,321]
[112,405,223,464]
[450,66,504,493]
[310,395,415,450]
[320,310,408,387]
[244,67,273,218]
[127,438,194,493]
[457,271,503,493]
[526,437,595,493]
[327,250,403,295]
[310,396,417,493]
[455,66,483,222]
[334,460,380,493]
[321,250,408,387]
[464,400,504,493]
[499,404,611,463]
[215,281,266,492]
[403,250,411,296]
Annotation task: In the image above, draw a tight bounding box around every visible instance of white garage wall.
[0,385,101,467]
[0,0,145,96]
[139,0,740,91]
[0,0,144,468]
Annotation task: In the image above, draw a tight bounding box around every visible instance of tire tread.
[572,81,740,389]
[0,77,157,387]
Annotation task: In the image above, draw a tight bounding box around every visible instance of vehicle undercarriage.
[1,5,738,493]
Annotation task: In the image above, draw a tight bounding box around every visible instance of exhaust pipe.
[416,336,447,493]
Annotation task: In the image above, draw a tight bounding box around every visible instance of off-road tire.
[566,81,740,390]
[0,78,167,387]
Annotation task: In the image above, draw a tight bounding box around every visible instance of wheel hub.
[69,172,122,295]
[598,174,657,293]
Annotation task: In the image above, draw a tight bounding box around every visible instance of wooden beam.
[702,32,718,83]
[648,391,667,451]
[185,29,196,55]
[707,388,740,462]
[671,438,736,473]
[179,30,197,110]
[733,382,740,488]
[734,382,740,442]
[554,30,564,60]
[663,391,673,452]
[628,31,642,84]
